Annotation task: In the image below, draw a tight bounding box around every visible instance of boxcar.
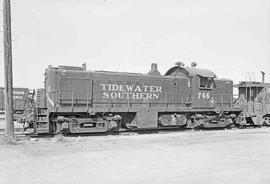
[0,87,29,114]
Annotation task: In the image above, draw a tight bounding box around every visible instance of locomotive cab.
[165,62,217,108]
[165,62,238,129]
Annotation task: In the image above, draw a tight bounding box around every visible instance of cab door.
[167,77,189,108]
[192,76,215,108]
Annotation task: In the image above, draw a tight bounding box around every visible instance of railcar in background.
[235,77,270,126]
[24,62,243,134]
[0,88,29,120]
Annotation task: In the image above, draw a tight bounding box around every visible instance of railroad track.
[0,128,27,140]
[1,126,269,141]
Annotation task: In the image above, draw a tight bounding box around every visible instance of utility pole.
[3,0,14,140]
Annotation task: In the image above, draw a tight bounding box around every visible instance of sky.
[0,0,270,89]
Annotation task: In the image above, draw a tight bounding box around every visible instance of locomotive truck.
[23,62,245,134]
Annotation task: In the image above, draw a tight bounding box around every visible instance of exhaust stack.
[191,62,197,68]
[82,63,87,71]
[175,62,185,67]
[148,63,161,75]
[261,71,265,83]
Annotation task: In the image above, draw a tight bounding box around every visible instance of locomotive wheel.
[239,125,245,129]
[226,124,232,129]
[109,120,121,133]
[49,121,57,134]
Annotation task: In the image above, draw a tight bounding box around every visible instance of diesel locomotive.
[22,62,269,134]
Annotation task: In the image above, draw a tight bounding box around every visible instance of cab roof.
[165,66,217,78]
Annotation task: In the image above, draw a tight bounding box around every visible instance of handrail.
[211,93,235,108]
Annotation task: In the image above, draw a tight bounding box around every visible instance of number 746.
[197,92,210,99]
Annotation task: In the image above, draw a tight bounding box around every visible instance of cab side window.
[199,77,214,89]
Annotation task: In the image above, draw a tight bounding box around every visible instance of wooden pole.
[3,0,14,140]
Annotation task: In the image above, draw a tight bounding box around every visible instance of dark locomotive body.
[29,63,242,134]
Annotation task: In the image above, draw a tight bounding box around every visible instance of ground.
[1,126,270,184]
